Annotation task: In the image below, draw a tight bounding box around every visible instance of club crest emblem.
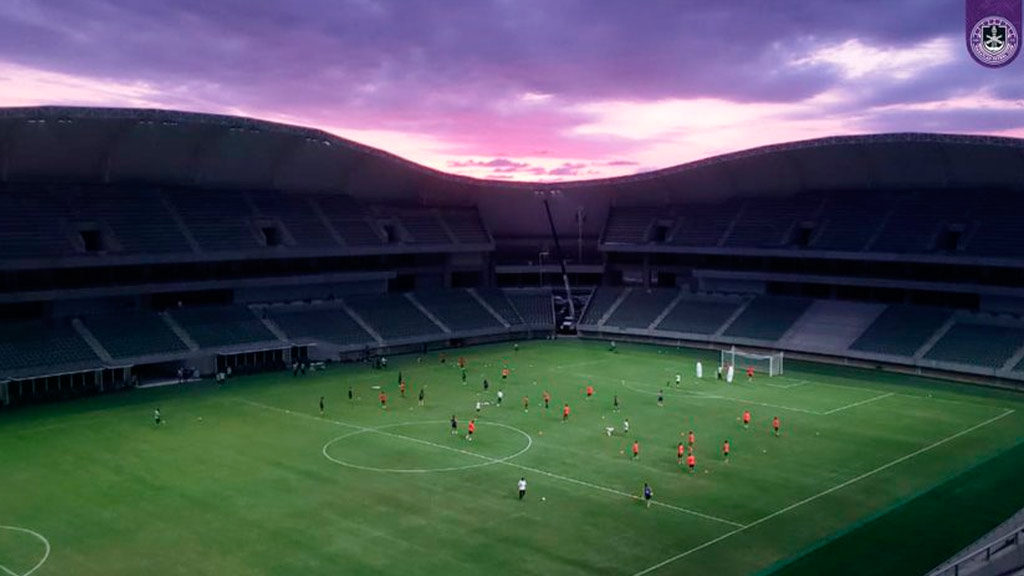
[966,1,1021,68]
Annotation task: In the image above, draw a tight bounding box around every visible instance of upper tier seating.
[668,201,741,247]
[345,294,443,340]
[812,193,892,251]
[0,188,75,258]
[248,191,337,248]
[721,296,811,341]
[267,306,375,347]
[723,196,821,248]
[442,210,491,244]
[315,196,383,246]
[868,192,974,253]
[397,212,451,244]
[166,190,262,252]
[82,311,189,358]
[849,305,952,357]
[475,290,523,325]
[0,319,99,374]
[169,305,277,348]
[68,188,193,254]
[603,207,658,244]
[413,290,503,332]
[505,292,553,326]
[655,297,742,335]
[579,288,624,325]
[923,322,1024,369]
[604,289,677,329]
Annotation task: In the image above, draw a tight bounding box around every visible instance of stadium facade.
[2,106,1024,407]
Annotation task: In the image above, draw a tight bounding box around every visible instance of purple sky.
[0,0,1021,181]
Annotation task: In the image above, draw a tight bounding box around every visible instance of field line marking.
[0,526,50,576]
[601,376,824,415]
[506,462,743,527]
[630,408,1016,576]
[0,564,19,576]
[822,392,895,415]
[241,398,744,528]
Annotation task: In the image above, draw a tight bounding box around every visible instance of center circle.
[322,420,532,473]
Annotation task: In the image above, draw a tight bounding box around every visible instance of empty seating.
[398,212,451,244]
[505,292,553,326]
[169,305,277,348]
[723,196,820,248]
[656,297,740,334]
[69,188,193,254]
[442,210,491,244]
[668,201,741,247]
[924,323,1024,369]
[722,296,811,341]
[870,193,972,253]
[579,288,624,325]
[345,294,443,340]
[781,301,886,351]
[268,306,375,347]
[413,291,503,332]
[249,191,337,248]
[82,312,189,358]
[167,190,262,252]
[604,289,677,329]
[813,193,891,251]
[316,196,383,245]
[0,319,99,374]
[603,208,657,244]
[0,189,75,259]
[475,290,523,325]
[850,305,951,357]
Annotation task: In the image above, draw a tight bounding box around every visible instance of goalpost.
[720,346,784,376]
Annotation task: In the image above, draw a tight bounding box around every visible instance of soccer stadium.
[1,104,1023,576]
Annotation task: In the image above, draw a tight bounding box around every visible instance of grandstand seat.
[604,289,677,329]
[167,190,262,252]
[169,305,277,348]
[475,290,524,325]
[579,288,624,325]
[68,188,193,254]
[316,196,384,245]
[267,306,375,347]
[345,294,443,340]
[413,290,503,332]
[813,192,892,251]
[722,296,811,341]
[505,292,553,326]
[602,208,658,244]
[248,191,337,248]
[0,319,100,374]
[849,305,952,357]
[441,210,491,244]
[655,297,740,334]
[668,201,743,247]
[924,323,1024,369]
[722,196,820,248]
[82,312,190,358]
[397,212,451,244]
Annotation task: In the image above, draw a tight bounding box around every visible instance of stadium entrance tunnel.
[322,421,532,473]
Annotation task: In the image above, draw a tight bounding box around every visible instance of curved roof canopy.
[1,106,1023,204]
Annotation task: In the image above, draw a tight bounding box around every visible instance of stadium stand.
[316,195,384,245]
[602,207,658,244]
[413,290,504,332]
[781,301,886,352]
[0,186,76,258]
[344,294,444,340]
[579,288,624,325]
[81,312,190,358]
[168,305,278,348]
[849,305,953,357]
[166,190,262,252]
[266,305,375,347]
[722,195,821,248]
[68,188,194,254]
[923,322,1024,369]
[655,295,742,335]
[0,319,100,374]
[813,192,892,251]
[604,289,678,329]
[248,191,337,248]
[505,292,553,326]
[721,296,812,341]
[475,290,524,326]
[396,211,451,244]
[870,192,973,253]
[667,200,743,247]
[963,191,1024,258]
[441,210,491,244]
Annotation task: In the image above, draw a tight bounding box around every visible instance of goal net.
[720,346,784,377]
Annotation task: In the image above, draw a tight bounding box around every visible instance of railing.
[928,523,1024,576]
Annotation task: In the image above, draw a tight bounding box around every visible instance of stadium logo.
[966,1,1021,68]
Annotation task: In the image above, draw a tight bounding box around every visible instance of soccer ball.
[541,497,546,501]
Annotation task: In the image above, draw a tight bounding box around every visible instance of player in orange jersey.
[742,410,751,429]
[677,442,685,464]
[723,439,730,462]
[467,419,476,441]
[686,451,696,473]
[379,391,387,410]
[586,384,594,399]
[772,416,780,437]
[562,403,570,422]
[687,430,695,447]
[632,440,640,460]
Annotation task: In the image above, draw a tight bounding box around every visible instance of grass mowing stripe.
[241,398,746,528]
[630,408,1016,576]
[764,437,1024,576]
[822,392,894,415]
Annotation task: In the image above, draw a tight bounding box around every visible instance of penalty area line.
[241,398,743,528]
[822,392,895,415]
[630,408,1016,576]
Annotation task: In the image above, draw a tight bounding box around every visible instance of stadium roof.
[1,106,1023,202]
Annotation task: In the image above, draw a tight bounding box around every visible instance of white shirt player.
[675,373,681,385]
[696,361,703,379]
[623,419,630,433]
[726,364,735,383]
[518,478,527,492]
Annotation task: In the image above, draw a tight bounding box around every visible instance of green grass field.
[2,340,1023,576]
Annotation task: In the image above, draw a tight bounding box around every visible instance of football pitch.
[2,340,1023,576]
